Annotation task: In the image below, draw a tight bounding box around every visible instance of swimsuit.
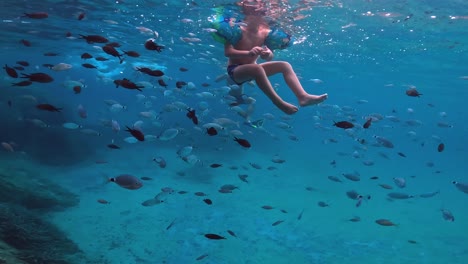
[227,64,250,85]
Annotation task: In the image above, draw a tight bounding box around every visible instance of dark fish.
[43,52,59,56]
[375,219,398,226]
[370,176,379,180]
[238,174,249,183]
[363,118,372,129]
[234,137,251,148]
[102,45,123,63]
[158,79,168,87]
[186,108,198,125]
[204,234,226,240]
[179,67,189,72]
[144,39,164,52]
[261,205,274,210]
[147,69,164,77]
[407,240,417,244]
[297,209,304,220]
[272,220,284,226]
[123,50,140,57]
[114,78,144,91]
[36,103,62,112]
[81,52,93,59]
[176,81,187,88]
[196,254,208,261]
[406,88,422,97]
[73,86,81,94]
[349,216,361,222]
[23,12,49,19]
[79,34,109,44]
[317,201,329,207]
[140,176,153,181]
[227,230,237,237]
[78,12,85,20]
[203,198,212,205]
[194,192,207,196]
[16,61,29,66]
[20,39,31,47]
[207,127,217,136]
[4,65,18,78]
[397,152,406,157]
[82,63,98,69]
[97,199,110,204]
[210,163,222,168]
[333,121,354,129]
[107,42,121,47]
[437,143,445,152]
[107,143,120,149]
[166,218,176,230]
[21,72,53,83]
[125,126,145,141]
[109,174,143,190]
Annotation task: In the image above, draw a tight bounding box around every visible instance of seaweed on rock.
[0,203,84,264]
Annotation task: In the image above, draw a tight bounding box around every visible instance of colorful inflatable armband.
[265,27,293,50]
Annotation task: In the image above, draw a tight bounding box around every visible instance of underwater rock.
[0,168,79,211]
[0,203,87,264]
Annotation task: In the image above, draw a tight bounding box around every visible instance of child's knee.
[280,61,293,71]
[251,64,266,76]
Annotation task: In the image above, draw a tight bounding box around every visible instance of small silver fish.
[441,209,454,222]
[343,172,360,182]
[387,192,414,199]
[419,190,440,198]
[393,177,406,188]
[153,156,167,168]
[452,181,468,194]
[109,174,142,190]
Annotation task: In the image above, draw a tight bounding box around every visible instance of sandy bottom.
[5,145,467,264]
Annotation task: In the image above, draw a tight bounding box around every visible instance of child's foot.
[274,101,298,115]
[299,93,328,107]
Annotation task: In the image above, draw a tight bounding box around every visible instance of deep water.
[0,0,467,263]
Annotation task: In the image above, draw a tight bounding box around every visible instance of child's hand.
[260,47,273,61]
[248,46,264,57]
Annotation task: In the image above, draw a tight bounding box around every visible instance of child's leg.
[232,64,298,114]
[260,61,328,106]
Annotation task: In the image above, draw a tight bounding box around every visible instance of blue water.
[1,0,467,263]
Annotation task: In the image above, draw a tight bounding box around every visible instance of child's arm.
[224,43,263,58]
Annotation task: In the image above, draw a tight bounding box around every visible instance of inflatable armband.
[265,27,293,50]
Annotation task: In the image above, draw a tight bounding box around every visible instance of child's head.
[240,1,267,16]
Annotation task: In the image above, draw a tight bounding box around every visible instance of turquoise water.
[1,0,467,263]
